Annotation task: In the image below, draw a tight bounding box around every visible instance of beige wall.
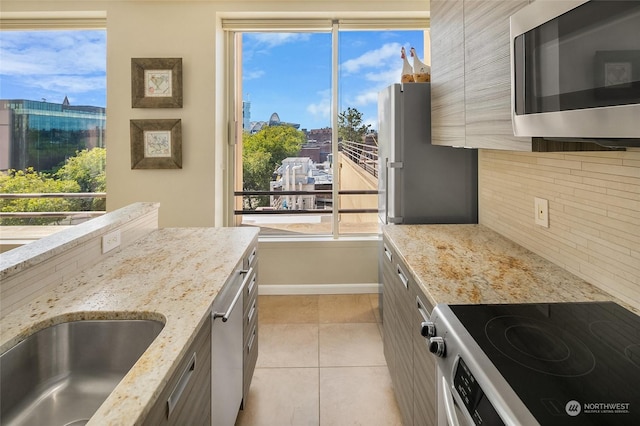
[479,149,640,309]
[0,0,428,228]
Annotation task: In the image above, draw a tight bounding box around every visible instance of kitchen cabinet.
[142,319,212,426]
[144,241,258,426]
[211,242,259,425]
[380,238,436,426]
[242,245,259,404]
[412,290,437,424]
[431,0,530,150]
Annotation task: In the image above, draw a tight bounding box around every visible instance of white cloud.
[22,75,105,95]
[245,33,311,48]
[0,30,106,77]
[244,69,266,80]
[306,88,331,121]
[352,90,380,107]
[340,42,403,75]
[364,116,378,132]
[363,67,400,84]
[0,30,106,104]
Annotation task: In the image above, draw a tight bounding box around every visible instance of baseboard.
[258,283,380,295]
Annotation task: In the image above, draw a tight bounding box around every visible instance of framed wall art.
[131,58,183,108]
[130,119,182,169]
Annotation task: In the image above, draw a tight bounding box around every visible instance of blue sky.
[0,29,424,131]
[243,30,424,131]
[0,30,107,107]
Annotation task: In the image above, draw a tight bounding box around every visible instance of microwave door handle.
[513,34,526,117]
[442,377,461,426]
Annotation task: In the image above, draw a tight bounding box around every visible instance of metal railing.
[0,192,106,219]
[234,190,379,215]
[339,140,379,178]
[236,141,380,216]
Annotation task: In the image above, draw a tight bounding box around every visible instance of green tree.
[55,147,106,210]
[242,126,306,209]
[338,107,371,143]
[0,168,81,225]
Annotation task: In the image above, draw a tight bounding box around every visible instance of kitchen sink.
[0,318,164,426]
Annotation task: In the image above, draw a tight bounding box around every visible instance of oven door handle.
[442,377,461,426]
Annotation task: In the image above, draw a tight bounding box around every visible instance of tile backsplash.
[479,149,640,310]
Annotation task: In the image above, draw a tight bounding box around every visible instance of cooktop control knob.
[421,321,436,338]
[429,337,446,357]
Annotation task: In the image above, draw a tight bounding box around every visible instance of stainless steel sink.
[0,319,164,426]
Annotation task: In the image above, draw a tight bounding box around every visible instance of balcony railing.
[0,192,106,221]
[339,140,379,178]
[234,189,379,215]
[236,140,379,217]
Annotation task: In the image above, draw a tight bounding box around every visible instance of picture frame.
[595,50,640,100]
[130,119,182,169]
[131,58,183,108]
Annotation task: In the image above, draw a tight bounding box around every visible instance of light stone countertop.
[382,224,637,313]
[0,226,259,426]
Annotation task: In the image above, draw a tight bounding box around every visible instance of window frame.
[0,13,108,225]
[222,18,429,239]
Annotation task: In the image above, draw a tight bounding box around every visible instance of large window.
[0,27,106,224]
[225,20,427,237]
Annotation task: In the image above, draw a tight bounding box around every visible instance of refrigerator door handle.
[384,158,390,224]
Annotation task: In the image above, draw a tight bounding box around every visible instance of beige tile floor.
[235,294,403,426]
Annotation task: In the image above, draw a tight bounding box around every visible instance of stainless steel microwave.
[510,0,640,142]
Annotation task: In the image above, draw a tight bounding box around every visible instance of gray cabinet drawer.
[142,320,211,426]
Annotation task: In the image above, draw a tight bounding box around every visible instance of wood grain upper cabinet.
[431,0,466,148]
[431,0,531,151]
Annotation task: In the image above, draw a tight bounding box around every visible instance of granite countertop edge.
[0,226,259,426]
[381,224,637,314]
[0,202,160,279]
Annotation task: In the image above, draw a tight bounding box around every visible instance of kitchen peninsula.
[0,204,259,425]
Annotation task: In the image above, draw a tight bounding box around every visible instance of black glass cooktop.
[450,301,640,426]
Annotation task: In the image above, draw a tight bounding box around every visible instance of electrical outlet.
[102,229,121,254]
[534,197,549,228]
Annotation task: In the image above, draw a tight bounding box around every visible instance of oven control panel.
[453,357,505,426]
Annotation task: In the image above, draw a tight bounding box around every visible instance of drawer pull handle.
[247,274,256,295]
[397,265,408,289]
[167,352,196,418]
[248,300,257,323]
[383,244,393,262]
[248,247,257,266]
[247,327,257,353]
[416,295,430,321]
[213,267,252,322]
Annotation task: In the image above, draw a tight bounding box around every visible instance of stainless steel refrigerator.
[377,83,478,225]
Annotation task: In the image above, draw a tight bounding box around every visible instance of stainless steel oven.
[510,0,640,142]
[425,302,640,426]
